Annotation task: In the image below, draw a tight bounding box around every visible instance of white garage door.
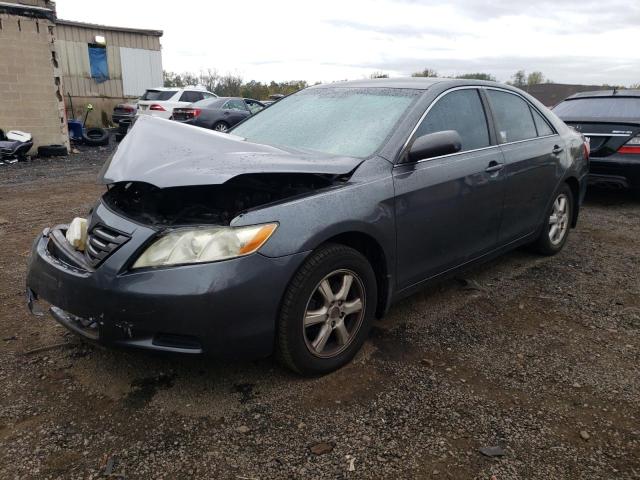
[120,47,163,97]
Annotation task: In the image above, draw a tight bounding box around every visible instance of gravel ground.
[0,145,639,479]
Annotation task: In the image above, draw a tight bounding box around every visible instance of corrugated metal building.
[55,19,163,126]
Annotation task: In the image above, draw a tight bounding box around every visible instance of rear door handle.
[485,161,505,173]
[552,145,564,154]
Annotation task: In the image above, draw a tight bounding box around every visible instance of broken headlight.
[132,223,278,269]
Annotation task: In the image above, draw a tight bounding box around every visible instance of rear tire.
[532,183,573,256]
[212,121,229,133]
[277,244,377,376]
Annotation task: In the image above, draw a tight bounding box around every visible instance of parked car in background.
[172,97,265,132]
[137,87,217,119]
[261,94,285,106]
[112,102,137,125]
[26,79,588,376]
[553,90,640,189]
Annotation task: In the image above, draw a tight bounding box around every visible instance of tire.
[212,121,229,133]
[532,183,573,255]
[82,128,110,146]
[115,132,126,142]
[37,144,68,157]
[277,243,377,376]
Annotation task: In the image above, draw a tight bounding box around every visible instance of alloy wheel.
[303,269,365,358]
[214,123,228,132]
[549,193,570,245]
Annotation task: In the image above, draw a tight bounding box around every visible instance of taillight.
[149,104,166,111]
[191,108,202,118]
[124,106,135,113]
[618,135,640,154]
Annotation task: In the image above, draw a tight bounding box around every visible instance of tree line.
[164,69,638,98]
[163,70,309,99]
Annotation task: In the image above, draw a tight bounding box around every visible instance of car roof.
[565,89,640,100]
[309,77,514,91]
[145,86,211,92]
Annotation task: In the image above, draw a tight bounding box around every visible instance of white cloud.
[55,0,640,85]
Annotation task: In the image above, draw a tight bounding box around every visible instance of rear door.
[485,88,561,244]
[393,87,507,290]
[222,99,251,126]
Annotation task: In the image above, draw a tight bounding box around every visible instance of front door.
[393,88,506,290]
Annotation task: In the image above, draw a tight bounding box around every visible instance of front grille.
[84,224,130,267]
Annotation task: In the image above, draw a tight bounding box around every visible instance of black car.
[112,103,137,125]
[553,90,640,189]
[172,97,265,132]
[26,79,589,375]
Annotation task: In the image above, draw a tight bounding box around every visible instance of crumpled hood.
[99,116,363,188]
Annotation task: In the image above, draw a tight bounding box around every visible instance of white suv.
[136,87,217,119]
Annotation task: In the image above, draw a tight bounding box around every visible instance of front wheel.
[277,244,377,376]
[532,183,573,255]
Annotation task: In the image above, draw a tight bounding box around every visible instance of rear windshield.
[141,90,177,101]
[553,97,640,119]
[193,98,225,108]
[231,87,420,158]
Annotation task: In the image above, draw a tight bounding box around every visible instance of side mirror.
[407,130,462,162]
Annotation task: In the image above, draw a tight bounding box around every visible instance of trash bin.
[67,120,83,141]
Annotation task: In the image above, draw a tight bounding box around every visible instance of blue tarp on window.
[88,46,109,83]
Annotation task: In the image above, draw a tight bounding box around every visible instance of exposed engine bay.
[102,173,344,226]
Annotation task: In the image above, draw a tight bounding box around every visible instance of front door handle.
[485,161,505,173]
[552,145,564,154]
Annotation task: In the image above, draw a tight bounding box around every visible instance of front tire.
[532,183,573,255]
[277,244,377,376]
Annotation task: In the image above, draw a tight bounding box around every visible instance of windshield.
[231,87,420,158]
[141,90,177,101]
[553,97,640,119]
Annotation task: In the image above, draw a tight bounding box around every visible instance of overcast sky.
[56,0,639,86]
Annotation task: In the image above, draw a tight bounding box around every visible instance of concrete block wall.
[0,12,69,151]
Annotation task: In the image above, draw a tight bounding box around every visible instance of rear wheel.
[277,244,377,376]
[532,183,573,255]
[212,121,229,133]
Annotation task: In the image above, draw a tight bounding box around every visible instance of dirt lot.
[1,145,639,479]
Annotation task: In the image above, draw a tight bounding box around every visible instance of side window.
[225,99,249,111]
[180,91,204,102]
[530,107,554,136]
[202,92,215,99]
[487,90,537,143]
[415,89,490,152]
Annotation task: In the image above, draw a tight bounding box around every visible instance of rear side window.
[415,89,490,152]
[487,90,537,143]
[180,91,205,103]
[531,108,554,136]
[223,99,249,111]
[553,97,640,119]
[141,90,177,101]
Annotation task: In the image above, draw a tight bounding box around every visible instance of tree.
[412,68,438,78]
[509,70,526,87]
[631,83,640,89]
[370,71,389,79]
[526,71,545,85]
[456,73,496,81]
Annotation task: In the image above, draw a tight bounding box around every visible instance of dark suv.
[554,90,640,189]
[26,79,589,375]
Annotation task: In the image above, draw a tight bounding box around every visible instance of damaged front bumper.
[25,203,308,359]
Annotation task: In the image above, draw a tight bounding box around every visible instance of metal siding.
[120,47,163,97]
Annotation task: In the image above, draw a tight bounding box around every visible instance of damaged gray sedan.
[26,78,589,375]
